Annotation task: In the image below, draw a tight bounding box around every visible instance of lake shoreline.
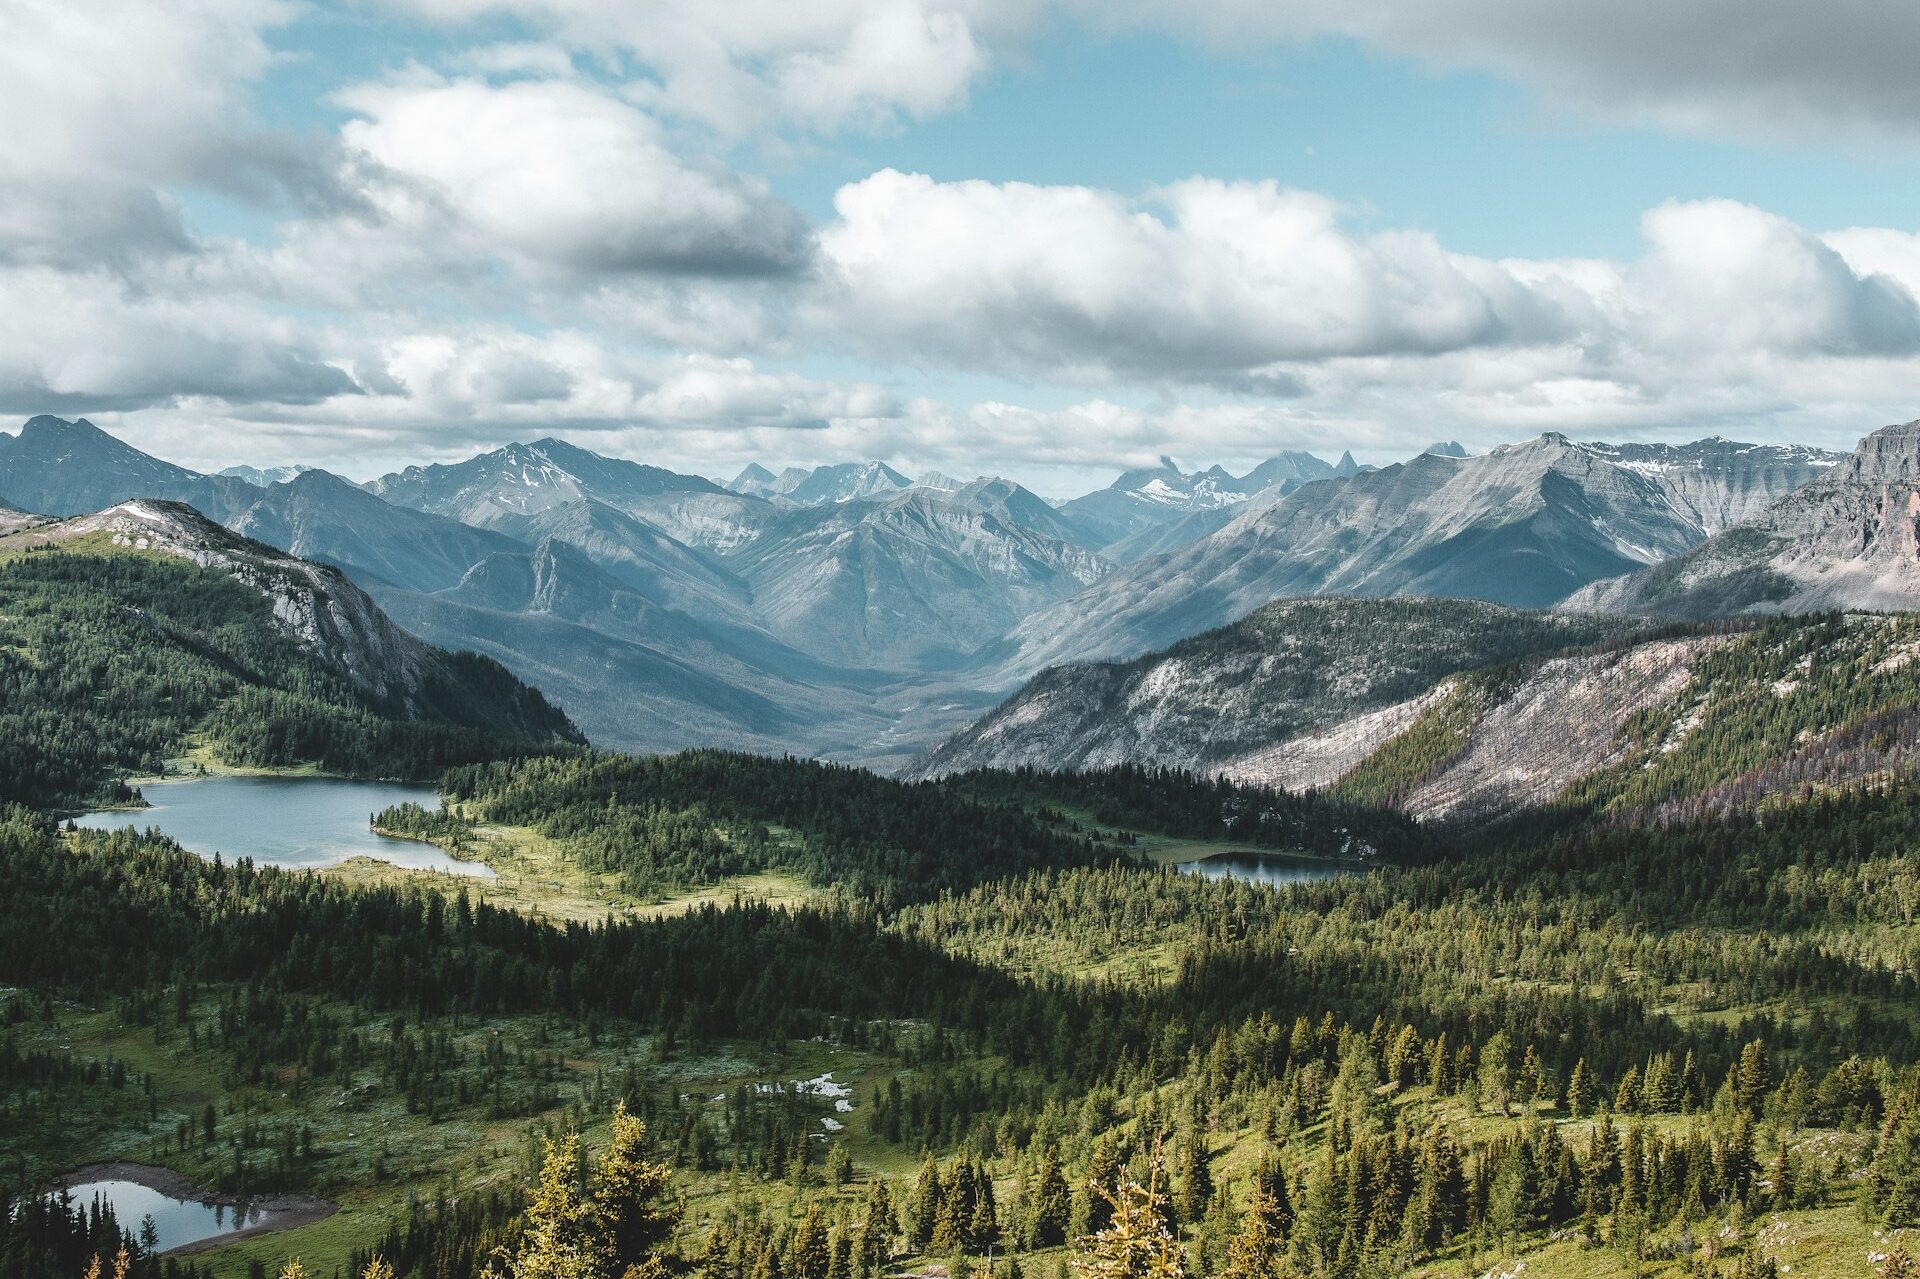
[51,1161,338,1257]
[71,775,494,877]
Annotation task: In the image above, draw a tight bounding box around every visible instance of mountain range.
[1567,421,1920,617]
[17,410,1920,774]
[976,433,1840,684]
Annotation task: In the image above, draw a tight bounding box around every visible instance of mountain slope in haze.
[0,502,580,803]
[0,415,258,520]
[1568,421,1920,617]
[986,433,1827,683]
[229,468,527,592]
[369,437,773,554]
[730,459,924,503]
[728,477,1112,667]
[1057,452,1339,555]
[727,462,778,495]
[0,418,1000,760]
[914,598,1638,776]
[370,436,727,522]
[222,463,313,486]
[486,497,756,624]
[774,460,913,504]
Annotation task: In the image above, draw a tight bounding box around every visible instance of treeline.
[438,751,1129,904]
[940,765,1435,862]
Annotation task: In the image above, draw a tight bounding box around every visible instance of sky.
[9,2,1920,495]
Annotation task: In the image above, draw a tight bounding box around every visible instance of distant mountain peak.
[769,460,912,505]
[1424,441,1470,458]
[729,463,778,495]
[221,463,314,487]
[21,413,103,437]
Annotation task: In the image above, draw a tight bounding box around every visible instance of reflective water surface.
[1178,852,1356,888]
[54,1180,264,1254]
[76,776,491,877]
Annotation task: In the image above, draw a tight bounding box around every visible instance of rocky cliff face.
[1568,420,1920,617]
[1578,438,1839,533]
[1216,634,1734,824]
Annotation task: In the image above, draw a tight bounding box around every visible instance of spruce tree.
[593,1103,677,1278]
[1566,1059,1593,1119]
[1219,1185,1288,1279]
[1028,1149,1071,1248]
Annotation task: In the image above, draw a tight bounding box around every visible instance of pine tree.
[593,1103,677,1279]
[1614,1066,1643,1115]
[1517,1045,1543,1111]
[1171,1134,1213,1225]
[1075,1137,1122,1238]
[1734,1041,1773,1117]
[1252,1154,1293,1240]
[909,1156,944,1250]
[1478,1032,1514,1117]
[858,1179,895,1274]
[1072,1149,1185,1279]
[1028,1149,1072,1248]
[1867,1099,1920,1226]
[791,1206,830,1279]
[508,1134,604,1279]
[1219,1185,1288,1279]
[1566,1059,1593,1119]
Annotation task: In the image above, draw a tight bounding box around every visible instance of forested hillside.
[7,751,1920,1278]
[0,537,576,806]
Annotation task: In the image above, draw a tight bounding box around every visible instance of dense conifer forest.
[5,556,1920,1279]
[0,546,574,807]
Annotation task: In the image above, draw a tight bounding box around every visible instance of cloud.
[335,77,813,278]
[815,170,1563,379]
[0,265,359,414]
[1632,199,1920,356]
[382,0,1007,136]
[809,175,1920,387]
[1081,0,1920,145]
[380,0,1920,148]
[0,0,292,268]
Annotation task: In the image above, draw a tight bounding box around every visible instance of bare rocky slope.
[1568,419,1920,617]
[913,598,1639,776]
[0,501,581,745]
[980,434,1837,686]
[930,601,1920,828]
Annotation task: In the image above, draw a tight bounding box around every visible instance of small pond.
[53,1179,266,1254]
[75,775,492,877]
[1177,852,1358,889]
